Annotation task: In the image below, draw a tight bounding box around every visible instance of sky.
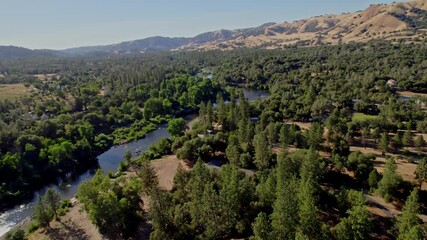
[0,0,399,50]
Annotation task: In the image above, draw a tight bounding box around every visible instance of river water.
[0,89,268,237]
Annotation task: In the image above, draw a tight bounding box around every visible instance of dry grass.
[33,74,60,81]
[28,203,103,240]
[397,91,427,98]
[0,84,32,101]
[150,155,191,191]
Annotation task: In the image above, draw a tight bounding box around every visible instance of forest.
[1,40,427,239]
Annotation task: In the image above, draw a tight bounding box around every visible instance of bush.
[5,228,25,240]
[27,221,41,233]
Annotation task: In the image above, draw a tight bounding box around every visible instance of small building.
[386,79,398,89]
[40,113,49,121]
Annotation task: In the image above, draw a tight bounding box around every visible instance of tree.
[414,135,425,150]
[138,160,159,194]
[392,133,402,151]
[335,206,372,240]
[368,169,381,191]
[397,188,422,239]
[297,177,321,239]
[379,133,388,155]
[361,126,370,149]
[78,170,141,235]
[167,118,187,137]
[225,142,240,167]
[33,196,52,228]
[401,225,425,240]
[44,188,61,219]
[402,129,412,146]
[346,151,374,182]
[271,176,299,240]
[149,189,174,240]
[377,158,401,200]
[124,150,132,165]
[415,159,427,189]
[307,122,323,150]
[252,212,271,240]
[253,133,272,170]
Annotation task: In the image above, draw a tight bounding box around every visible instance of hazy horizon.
[1,0,398,50]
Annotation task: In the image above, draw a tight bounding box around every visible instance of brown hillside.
[178,0,427,51]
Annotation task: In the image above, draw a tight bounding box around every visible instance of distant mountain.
[1,0,426,59]
[181,0,427,50]
[62,36,189,55]
[0,46,64,60]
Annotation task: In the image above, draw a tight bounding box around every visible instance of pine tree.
[216,94,227,126]
[138,159,159,194]
[252,212,271,240]
[414,135,425,150]
[226,142,240,167]
[368,169,380,191]
[335,206,372,240]
[415,159,427,189]
[271,176,299,239]
[297,177,321,239]
[307,122,323,150]
[392,133,402,151]
[253,132,272,170]
[361,126,370,149]
[379,133,389,155]
[402,129,412,147]
[397,188,422,239]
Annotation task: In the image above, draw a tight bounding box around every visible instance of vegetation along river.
[0,89,269,237]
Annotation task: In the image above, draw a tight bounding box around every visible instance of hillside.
[183,0,427,50]
[0,46,63,60]
[1,0,426,59]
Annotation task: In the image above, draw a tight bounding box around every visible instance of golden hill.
[178,0,427,50]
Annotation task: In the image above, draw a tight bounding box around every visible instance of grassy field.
[352,112,379,122]
[0,84,31,101]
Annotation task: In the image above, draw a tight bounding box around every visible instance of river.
[0,89,269,237]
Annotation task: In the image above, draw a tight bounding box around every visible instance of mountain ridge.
[1,0,426,59]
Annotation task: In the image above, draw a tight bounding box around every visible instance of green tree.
[253,133,272,170]
[335,206,372,240]
[379,133,389,155]
[397,188,422,239]
[44,188,61,219]
[368,169,381,191]
[346,151,374,182]
[415,159,427,189]
[149,189,173,240]
[297,177,321,239]
[138,160,159,194]
[33,196,52,228]
[271,176,299,240]
[392,133,402,151]
[78,170,141,235]
[124,150,132,165]
[401,225,424,240]
[414,135,425,150]
[252,212,271,240]
[167,118,187,137]
[377,158,401,200]
[402,129,412,146]
[226,142,240,167]
[360,126,370,149]
[307,122,323,150]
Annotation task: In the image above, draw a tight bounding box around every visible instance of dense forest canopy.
[1,40,427,239]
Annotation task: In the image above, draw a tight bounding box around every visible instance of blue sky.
[0,0,398,49]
